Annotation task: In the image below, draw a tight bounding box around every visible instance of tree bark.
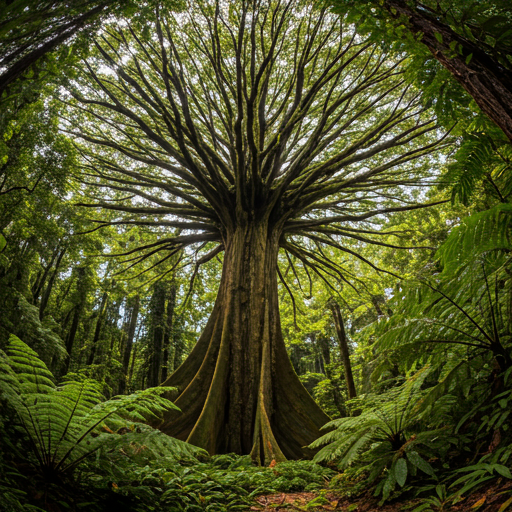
[148,282,166,388]
[383,0,512,143]
[87,290,108,366]
[159,217,330,464]
[317,334,346,416]
[39,247,66,319]
[63,267,86,374]
[119,294,139,394]
[161,283,176,383]
[329,302,357,400]
[31,248,59,305]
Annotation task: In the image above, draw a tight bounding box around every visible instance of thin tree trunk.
[147,282,166,388]
[172,324,184,371]
[317,334,346,416]
[329,302,357,400]
[87,290,108,366]
[56,275,75,313]
[32,248,59,304]
[383,0,512,143]
[161,283,176,383]
[63,267,87,374]
[119,295,139,394]
[159,218,329,464]
[39,247,66,319]
[128,328,140,392]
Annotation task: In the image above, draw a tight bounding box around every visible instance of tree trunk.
[63,267,87,375]
[39,247,66,319]
[317,335,346,416]
[330,302,357,400]
[159,218,330,464]
[161,283,176,383]
[32,248,59,305]
[172,324,185,371]
[119,295,139,394]
[87,290,108,366]
[128,331,139,391]
[383,0,512,144]
[147,282,166,388]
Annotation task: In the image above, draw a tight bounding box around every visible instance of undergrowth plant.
[96,453,336,512]
[311,368,445,501]
[0,334,202,485]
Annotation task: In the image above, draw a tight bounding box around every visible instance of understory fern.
[311,368,441,500]
[0,334,205,483]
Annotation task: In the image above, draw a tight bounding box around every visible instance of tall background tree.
[64,0,450,463]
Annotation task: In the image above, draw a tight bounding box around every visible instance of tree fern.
[0,334,204,483]
[311,368,439,500]
[312,369,431,464]
[374,257,512,374]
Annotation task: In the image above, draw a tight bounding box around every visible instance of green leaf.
[395,458,408,487]
[457,475,494,495]
[382,471,395,500]
[436,204,512,274]
[412,504,435,512]
[0,233,5,252]
[406,451,436,477]
[493,465,512,479]
[466,53,473,64]
[434,32,443,44]
[480,15,509,32]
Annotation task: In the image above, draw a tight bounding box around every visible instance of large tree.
[65,0,449,463]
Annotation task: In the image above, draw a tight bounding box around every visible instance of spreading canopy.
[63,0,449,462]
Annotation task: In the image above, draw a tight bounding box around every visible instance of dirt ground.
[250,478,512,511]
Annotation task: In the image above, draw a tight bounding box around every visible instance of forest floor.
[251,479,512,511]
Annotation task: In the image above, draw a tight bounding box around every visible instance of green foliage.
[312,376,346,419]
[411,484,463,512]
[311,368,443,500]
[436,204,512,274]
[0,334,191,483]
[2,290,67,366]
[441,128,512,206]
[373,218,512,378]
[94,454,335,512]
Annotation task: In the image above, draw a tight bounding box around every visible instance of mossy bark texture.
[159,215,330,464]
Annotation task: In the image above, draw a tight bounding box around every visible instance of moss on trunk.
[159,216,330,464]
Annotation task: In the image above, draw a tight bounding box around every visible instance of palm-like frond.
[374,250,512,376]
[4,335,55,394]
[311,368,430,466]
[0,334,199,481]
[441,124,512,207]
[436,204,512,275]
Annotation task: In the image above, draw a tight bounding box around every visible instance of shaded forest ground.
[254,478,512,511]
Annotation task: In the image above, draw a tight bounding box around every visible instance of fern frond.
[5,335,55,393]
[0,335,185,480]
[97,423,208,462]
[437,204,512,274]
[311,368,431,466]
